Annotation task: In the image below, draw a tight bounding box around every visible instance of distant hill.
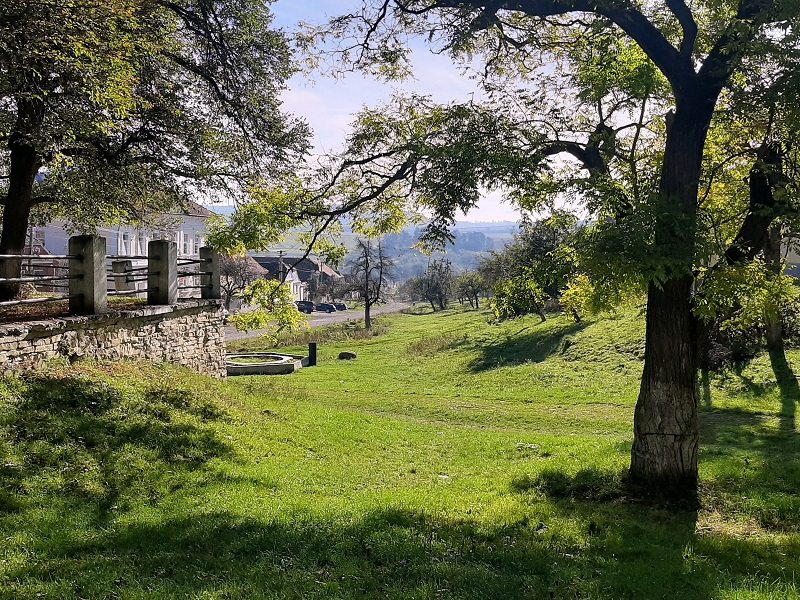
[201,203,518,278]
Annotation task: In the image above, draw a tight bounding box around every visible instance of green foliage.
[560,274,593,322]
[695,261,800,331]
[454,271,488,308]
[1,0,307,235]
[479,211,578,297]
[490,270,548,321]
[229,278,307,343]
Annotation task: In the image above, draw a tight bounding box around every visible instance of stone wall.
[0,300,226,377]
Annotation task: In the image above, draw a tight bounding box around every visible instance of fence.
[0,235,221,315]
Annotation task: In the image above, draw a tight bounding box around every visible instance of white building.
[31,201,216,259]
[28,201,218,297]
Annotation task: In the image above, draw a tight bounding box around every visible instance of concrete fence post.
[147,240,177,305]
[199,246,221,300]
[69,235,107,315]
[112,260,134,292]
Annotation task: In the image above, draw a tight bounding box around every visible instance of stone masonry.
[0,300,226,377]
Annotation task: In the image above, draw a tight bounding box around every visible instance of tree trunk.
[0,100,43,301]
[632,275,699,495]
[630,104,713,498]
[364,301,372,330]
[764,221,784,353]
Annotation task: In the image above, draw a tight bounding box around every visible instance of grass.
[229,320,390,352]
[1,308,799,598]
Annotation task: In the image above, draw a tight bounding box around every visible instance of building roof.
[244,255,268,276]
[182,200,217,218]
[251,256,342,283]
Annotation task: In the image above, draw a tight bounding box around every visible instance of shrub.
[490,270,548,321]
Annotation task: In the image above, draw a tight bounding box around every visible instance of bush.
[490,270,548,321]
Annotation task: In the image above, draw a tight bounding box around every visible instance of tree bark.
[764,223,783,353]
[0,100,44,300]
[632,275,699,495]
[364,301,372,330]
[630,103,713,498]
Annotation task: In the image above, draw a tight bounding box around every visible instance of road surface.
[224,302,410,342]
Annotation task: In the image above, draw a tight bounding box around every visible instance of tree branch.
[665,0,698,58]
[423,0,691,93]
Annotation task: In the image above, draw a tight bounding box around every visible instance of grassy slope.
[1,309,799,599]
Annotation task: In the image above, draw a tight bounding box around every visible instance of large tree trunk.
[632,275,699,494]
[0,100,43,301]
[630,104,713,498]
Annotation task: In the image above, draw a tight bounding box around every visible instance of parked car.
[333,302,348,311]
[295,300,315,314]
[314,303,337,313]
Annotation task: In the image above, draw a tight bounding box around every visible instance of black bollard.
[308,342,317,367]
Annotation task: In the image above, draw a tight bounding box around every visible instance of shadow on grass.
[467,320,589,372]
[0,374,231,519]
[768,348,800,433]
[511,467,627,502]
[1,376,798,598]
[700,396,800,532]
[6,501,800,599]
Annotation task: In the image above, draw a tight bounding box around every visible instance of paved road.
[225,302,410,342]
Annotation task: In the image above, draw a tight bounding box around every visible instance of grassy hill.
[1,309,799,598]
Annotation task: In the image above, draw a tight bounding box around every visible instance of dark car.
[333,303,348,311]
[295,300,315,314]
[314,303,337,313]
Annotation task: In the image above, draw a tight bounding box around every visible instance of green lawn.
[2,308,799,599]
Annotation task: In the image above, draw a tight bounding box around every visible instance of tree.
[219,255,266,309]
[455,271,487,309]
[228,278,307,344]
[313,274,352,304]
[291,0,800,498]
[490,270,548,322]
[210,0,800,497]
[479,211,578,296]
[420,258,454,311]
[0,0,307,299]
[349,238,394,329]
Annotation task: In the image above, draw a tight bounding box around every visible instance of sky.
[271,0,521,223]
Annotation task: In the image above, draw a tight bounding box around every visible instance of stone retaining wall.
[0,300,225,377]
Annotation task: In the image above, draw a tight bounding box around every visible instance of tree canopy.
[0,0,308,296]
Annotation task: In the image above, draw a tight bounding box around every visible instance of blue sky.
[271,0,521,223]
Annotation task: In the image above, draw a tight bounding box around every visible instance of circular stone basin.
[226,353,301,376]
